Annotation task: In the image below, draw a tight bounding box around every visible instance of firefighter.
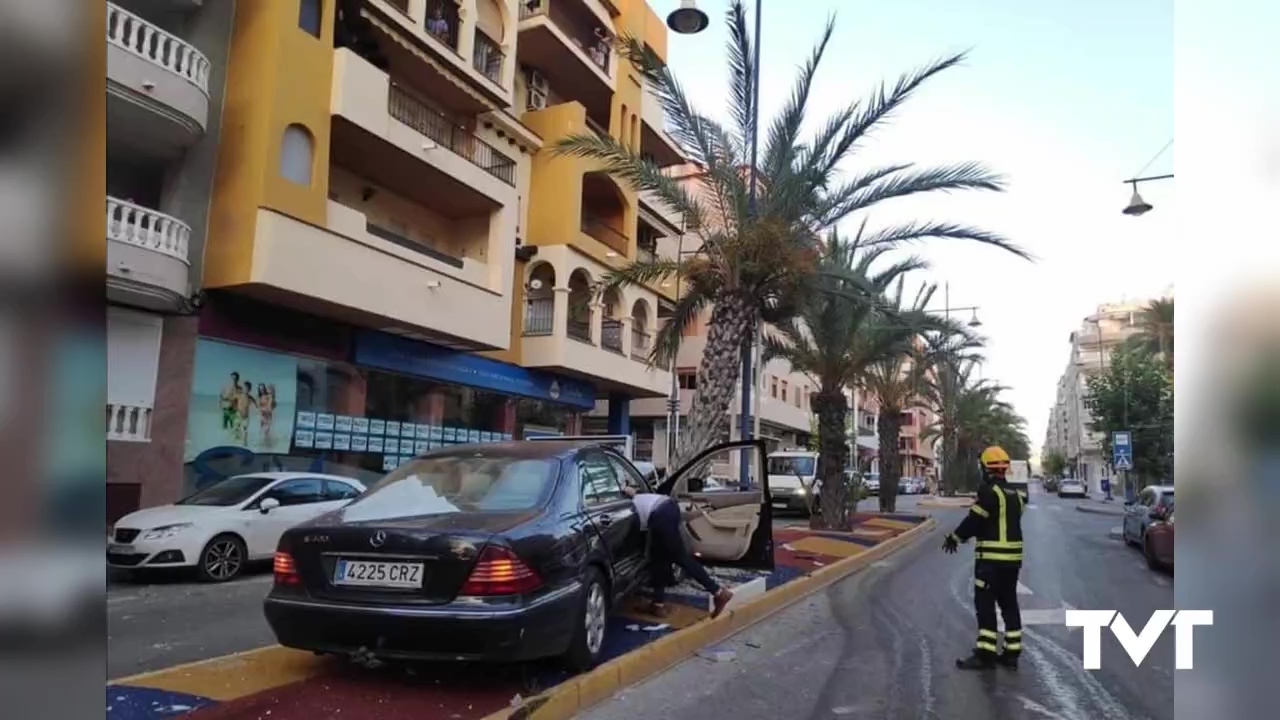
[943,445,1026,670]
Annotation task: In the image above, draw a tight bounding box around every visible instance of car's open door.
[661,440,773,571]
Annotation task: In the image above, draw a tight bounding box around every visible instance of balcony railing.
[581,215,628,254]
[585,116,609,139]
[517,1,609,73]
[106,197,191,264]
[601,319,624,354]
[108,402,152,442]
[472,31,504,84]
[106,2,210,94]
[524,296,554,336]
[568,312,593,343]
[388,83,517,186]
[631,327,650,361]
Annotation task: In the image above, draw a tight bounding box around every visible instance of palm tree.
[918,337,987,495]
[1125,297,1174,371]
[553,1,1021,467]
[765,232,954,528]
[923,373,1030,492]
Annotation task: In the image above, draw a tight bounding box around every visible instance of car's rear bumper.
[263,582,583,662]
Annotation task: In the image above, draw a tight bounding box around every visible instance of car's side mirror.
[259,497,281,514]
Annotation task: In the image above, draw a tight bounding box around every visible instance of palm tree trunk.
[813,389,850,530]
[877,410,902,513]
[673,295,755,469]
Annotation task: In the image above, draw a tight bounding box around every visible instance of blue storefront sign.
[354,330,596,410]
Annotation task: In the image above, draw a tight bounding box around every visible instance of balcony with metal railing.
[472,31,504,84]
[601,319,624,354]
[387,82,516,186]
[523,296,555,336]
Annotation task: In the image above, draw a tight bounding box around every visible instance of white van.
[767,450,820,514]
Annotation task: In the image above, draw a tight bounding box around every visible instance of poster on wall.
[401,423,416,438]
[385,438,401,455]
[335,416,353,433]
[296,412,316,429]
[352,418,369,434]
[369,419,386,435]
[184,339,299,462]
[414,440,428,455]
[382,455,398,471]
[443,427,457,442]
[429,425,443,441]
[333,434,351,451]
[316,414,335,431]
[294,430,314,448]
[352,435,368,452]
[385,421,401,437]
[468,429,481,443]
[368,435,384,453]
[314,432,333,449]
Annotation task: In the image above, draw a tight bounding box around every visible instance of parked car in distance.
[1122,485,1175,548]
[1143,500,1174,571]
[1042,477,1060,493]
[863,473,881,494]
[264,440,774,670]
[1057,479,1087,498]
[108,473,367,582]
[767,450,820,515]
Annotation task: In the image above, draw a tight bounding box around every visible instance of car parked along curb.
[483,516,939,720]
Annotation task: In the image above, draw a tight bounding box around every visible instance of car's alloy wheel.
[584,582,607,657]
[200,535,244,582]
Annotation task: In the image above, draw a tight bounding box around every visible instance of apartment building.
[105,0,684,521]
[106,0,236,518]
[1041,297,1155,494]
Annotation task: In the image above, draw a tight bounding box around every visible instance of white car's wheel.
[197,533,246,583]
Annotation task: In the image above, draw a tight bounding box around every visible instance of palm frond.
[725,0,756,149]
[817,162,1006,226]
[858,220,1032,260]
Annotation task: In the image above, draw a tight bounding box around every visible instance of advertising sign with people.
[185,339,298,461]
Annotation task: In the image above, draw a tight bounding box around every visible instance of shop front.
[181,298,595,496]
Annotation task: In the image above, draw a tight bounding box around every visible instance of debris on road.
[697,646,737,663]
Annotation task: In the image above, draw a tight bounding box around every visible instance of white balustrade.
[107,197,191,264]
[106,2,210,94]
[107,402,152,442]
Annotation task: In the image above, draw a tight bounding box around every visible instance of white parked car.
[1057,479,1087,498]
[107,472,366,582]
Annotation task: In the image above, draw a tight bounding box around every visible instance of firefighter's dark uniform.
[948,479,1026,668]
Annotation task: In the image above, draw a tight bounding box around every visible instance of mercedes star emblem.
[370,530,387,548]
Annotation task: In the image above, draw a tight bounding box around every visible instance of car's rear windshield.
[768,457,815,477]
[344,455,561,518]
[177,476,274,506]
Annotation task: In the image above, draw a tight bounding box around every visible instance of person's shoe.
[955,652,996,670]
[710,590,734,618]
[995,652,1019,670]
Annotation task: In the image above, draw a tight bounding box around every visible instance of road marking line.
[1017,581,1034,595]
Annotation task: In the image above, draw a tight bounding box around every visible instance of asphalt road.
[582,490,1175,720]
[105,501,865,680]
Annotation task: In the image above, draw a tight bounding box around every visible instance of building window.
[298,0,322,37]
[107,308,163,442]
[781,381,788,403]
[900,411,913,426]
[770,376,778,399]
[280,124,314,186]
[678,372,697,390]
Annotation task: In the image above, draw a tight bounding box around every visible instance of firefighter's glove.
[943,534,959,554]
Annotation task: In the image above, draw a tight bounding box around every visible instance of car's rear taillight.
[273,551,300,585]
[460,545,542,595]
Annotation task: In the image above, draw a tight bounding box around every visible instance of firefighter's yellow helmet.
[980,446,1011,470]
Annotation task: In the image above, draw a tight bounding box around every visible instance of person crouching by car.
[622,484,733,619]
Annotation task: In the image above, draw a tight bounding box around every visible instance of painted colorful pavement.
[107,513,927,720]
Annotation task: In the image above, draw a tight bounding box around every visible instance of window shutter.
[107,308,163,408]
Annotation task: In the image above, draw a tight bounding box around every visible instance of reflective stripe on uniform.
[976,551,1023,562]
[1004,642,1022,651]
[1004,629,1023,639]
[969,504,990,518]
[1014,488,1026,510]
[995,484,1008,541]
[978,629,999,639]
[976,540,1023,550]
[974,577,987,589]
[976,641,999,653]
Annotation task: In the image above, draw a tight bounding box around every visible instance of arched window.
[280,124,314,186]
[619,104,629,146]
[298,0,322,37]
[630,115,639,151]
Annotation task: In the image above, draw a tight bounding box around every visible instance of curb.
[486,517,939,720]
[916,498,973,509]
[1075,504,1125,517]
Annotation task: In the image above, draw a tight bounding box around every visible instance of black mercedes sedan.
[264,440,773,669]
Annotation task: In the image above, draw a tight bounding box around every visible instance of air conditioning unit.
[526,68,548,110]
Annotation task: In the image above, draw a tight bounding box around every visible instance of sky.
[649,0,1175,452]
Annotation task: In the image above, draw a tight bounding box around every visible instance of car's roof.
[233,472,362,483]
[417,441,597,462]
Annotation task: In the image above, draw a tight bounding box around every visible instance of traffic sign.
[1112,430,1133,470]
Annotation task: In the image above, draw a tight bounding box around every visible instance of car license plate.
[772,501,789,509]
[108,544,133,554]
[333,559,424,588]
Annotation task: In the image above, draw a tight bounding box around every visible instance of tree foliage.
[1041,449,1068,479]
[553,0,1024,468]
[1083,346,1174,487]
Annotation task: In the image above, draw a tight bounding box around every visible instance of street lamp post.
[669,0,762,489]
[1121,173,1173,216]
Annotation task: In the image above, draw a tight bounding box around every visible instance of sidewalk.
[107,513,932,720]
[1074,498,1126,516]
